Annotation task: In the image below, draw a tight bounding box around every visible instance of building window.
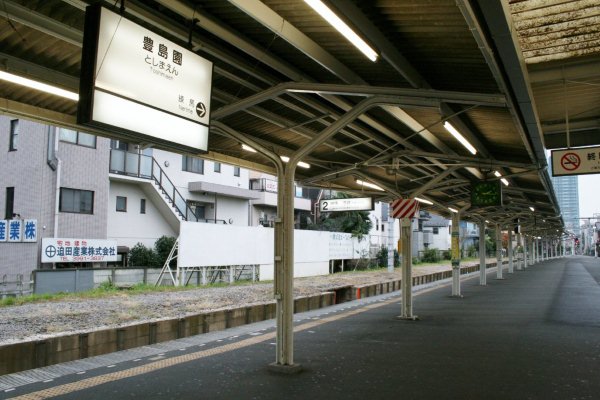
[234,166,241,177]
[110,139,128,151]
[182,155,204,174]
[214,162,221,173]
[9,120,18,151]
[59,188,94,214]
[433,227,439,235]
[140,199,146,214]
[5,187,14,219]
[116,196,127,212]
[59,128,96,148]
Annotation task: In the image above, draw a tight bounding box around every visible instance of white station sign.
[319,197,374,212]
[42,238,118,263]
[78,5,213,152]
[551,146,600,176]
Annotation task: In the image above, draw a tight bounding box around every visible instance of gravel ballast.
[0,264,467,346]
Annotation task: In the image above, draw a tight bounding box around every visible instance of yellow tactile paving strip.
[10,281,454,400]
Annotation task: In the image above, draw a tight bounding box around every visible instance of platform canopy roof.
[2,0,599,236]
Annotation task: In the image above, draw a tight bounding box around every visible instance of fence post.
[17,274,23,296]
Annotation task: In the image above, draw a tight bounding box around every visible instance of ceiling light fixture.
[529,206,535,212]
[280,156,310,169]
[241,144,257,153]
[494,171,509,186]
[415,197,433,205]
[0,71,79,101]
[443,121,477,155]
[356,179,384,191]
[304,0,378,62]
[448,207,458,213]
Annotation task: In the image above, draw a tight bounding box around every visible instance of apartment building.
[0,117,313,277]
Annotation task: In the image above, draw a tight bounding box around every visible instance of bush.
[128,236,177,268]
[465,245,477,258]
[422,248,440,263]
[376,246,400,269]
[154,236,177,268]
[128,243,158,267]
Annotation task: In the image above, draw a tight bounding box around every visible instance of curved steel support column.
[479,220,487,285]
[508,229,514,274]
[516,232,523,270]
[451,212,461,296]
[272,97,396,369]
[399,217,417,320]
[496,225,504,279]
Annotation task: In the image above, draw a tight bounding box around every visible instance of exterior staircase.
[109,149,199,222]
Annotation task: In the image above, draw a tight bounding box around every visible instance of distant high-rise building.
[551,175,580,236]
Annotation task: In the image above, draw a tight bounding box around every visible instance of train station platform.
[3,255,600,399]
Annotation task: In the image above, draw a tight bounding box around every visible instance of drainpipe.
[53,128,61,270]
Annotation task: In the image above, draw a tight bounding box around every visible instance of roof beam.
[0,52,79,90]
[3,0,83,47]
[212,82,504,119]
[223,0,491,166]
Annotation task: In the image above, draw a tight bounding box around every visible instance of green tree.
[128,236,177,267]
[128,243,157,267]
[154,236,177,268]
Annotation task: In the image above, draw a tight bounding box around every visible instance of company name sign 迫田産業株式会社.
[78,5,213,152]
[41,238,118,263]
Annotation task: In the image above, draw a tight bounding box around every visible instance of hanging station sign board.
[319,197,374,212]
[471,181,502,207]
[78,5,213,153]
[551,146,600,177]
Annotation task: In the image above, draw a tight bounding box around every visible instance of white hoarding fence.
[178,222,373,282]
[41,238,118,263]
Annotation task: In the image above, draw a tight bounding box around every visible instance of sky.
[579,174,599,219]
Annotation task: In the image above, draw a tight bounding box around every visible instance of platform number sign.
[320,197,374,212]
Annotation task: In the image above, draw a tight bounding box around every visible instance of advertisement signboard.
[41,238,118,263]
[78,5,213,152]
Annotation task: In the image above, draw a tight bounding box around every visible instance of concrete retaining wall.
[0,262,499,375]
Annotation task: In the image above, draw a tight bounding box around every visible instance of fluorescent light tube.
[356,179,384,191]
[280,156,310,169]
[448,207,458,213]
[304,0,378,62]
[443,121,477,155]
[494,171,509,186]
[529,206,535,212]
[415,197,433,205]
[0,71,79,101]
[241,144,257,153]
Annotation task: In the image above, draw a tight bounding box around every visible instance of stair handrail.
[109,149,198,221]
[150,158,199,222]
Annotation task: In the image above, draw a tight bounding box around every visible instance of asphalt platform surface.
[3,256,600,400]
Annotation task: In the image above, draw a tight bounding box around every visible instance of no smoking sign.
[552,146,600,177]
[560,153,580,171]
